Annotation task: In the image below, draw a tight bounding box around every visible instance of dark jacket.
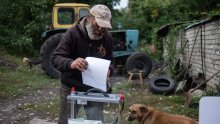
[51,19,114,91]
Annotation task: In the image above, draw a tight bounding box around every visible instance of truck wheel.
[125,52,152,77]
[40,33,63,78]
[149,75,176,95]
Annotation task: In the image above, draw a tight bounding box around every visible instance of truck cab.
[52,3,89,29]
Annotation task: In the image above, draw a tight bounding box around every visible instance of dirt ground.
[0,56,159,124]
[0,57,199,124]
[0,57,135,124]
[0,57,60,123]
[0,87,59,124]
[0,75,132,124]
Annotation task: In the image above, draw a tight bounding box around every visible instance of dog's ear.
[139,105,148,113]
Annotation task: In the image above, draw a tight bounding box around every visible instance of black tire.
[40,33,63,78]
[125,52,152,77]
[149,75,176,95]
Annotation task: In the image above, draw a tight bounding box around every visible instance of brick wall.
[176,19,220,87]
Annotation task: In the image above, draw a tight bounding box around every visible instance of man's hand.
[70,58,88,71]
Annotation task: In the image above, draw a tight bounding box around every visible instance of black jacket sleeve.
[51,28,76,72]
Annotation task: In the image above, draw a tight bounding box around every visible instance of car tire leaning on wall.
[149,75,177,95]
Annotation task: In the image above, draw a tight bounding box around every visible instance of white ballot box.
[68,118,102,124]
[67,88,124,124]
[199,96,220,124]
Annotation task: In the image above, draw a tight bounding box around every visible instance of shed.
[157,15,220,89]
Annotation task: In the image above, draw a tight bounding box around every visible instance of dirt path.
[0,57,153,124]
[0,87,59,124]
[0,75,130,124]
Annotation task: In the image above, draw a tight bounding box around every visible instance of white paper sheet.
[82,57,111,92]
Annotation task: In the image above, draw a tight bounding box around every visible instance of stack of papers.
[82,57,111,92]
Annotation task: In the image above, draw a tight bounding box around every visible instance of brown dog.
[127,104,198,124]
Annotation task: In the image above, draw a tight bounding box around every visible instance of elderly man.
[51,4,114,124]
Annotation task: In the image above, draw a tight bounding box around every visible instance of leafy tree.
[127,0,220,43]
[0,0,119,55]
[55,0,120,9]
[1,0,219,57]
[113,0,220,62]
[0,0,53,55]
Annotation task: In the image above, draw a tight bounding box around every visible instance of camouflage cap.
[90,4,112,29]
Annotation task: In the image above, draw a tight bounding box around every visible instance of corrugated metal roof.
[184,19,208,29]
[157,15,220,36]
[185,15,220,29]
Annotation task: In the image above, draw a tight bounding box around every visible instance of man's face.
[86,17,107,40]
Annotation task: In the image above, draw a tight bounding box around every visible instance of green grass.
[0,65,59,98]
[113,83,199,122]
[0,47,59,98]
[0,47,60,122]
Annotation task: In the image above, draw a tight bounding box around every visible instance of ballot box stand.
[67,88,124,124]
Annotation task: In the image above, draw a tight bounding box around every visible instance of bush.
[0,0,53,56]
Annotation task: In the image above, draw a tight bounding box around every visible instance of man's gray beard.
[85,23,104,40]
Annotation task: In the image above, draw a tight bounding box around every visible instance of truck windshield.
[58,8,74,25]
